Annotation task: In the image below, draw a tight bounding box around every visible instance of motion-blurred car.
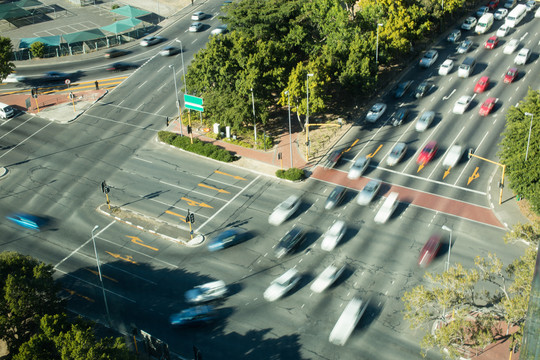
[497,24,510,37]
[321,220,347,251]
[169,305,215,326]
[310,264,346,293]
[438,59,454,75]
[487,0,499,10]
[474,76,489,93]
[275,227,306,258]
[417,141,438,164]
[324,149,343,168]
[419,49,438,68]
[185,280,227,304]
[494,8,508,19]
[394,80,413,98]
[391,108,410,127]
[366,103,387,123]
[139,36,164,46]
[374,192,399,224]
[386,142,408,166]
[159,46,180,56]
[479,97,497,116]
[418,235,442,267]
[6,213,43,230]
[442,144,464,168]
[415,111,435,132]
[447,29,461,43]
[503,39,519,54]
[268,195,301,225]
[207,228,249,251]
[461,17,477,30]
[104,49,129,58]
[484,36,499,49]
[43,71,69,81]
[514,48,530,65]
[536,6,540,17]
[347,156,370,179]
[453,95,472,114]
[329,297,368,346]
[504,67,518,83]
[357,179,382,205]
[211,25,228,35]
[325,185,347,210]
[106,62,137,71]
[189,22,203,32]
[191,11,205,20]
[2,73,27,83]
[264,268,300,301]
[476,6,489,16]
[457,39,473,54]
[525,0,536,11]
[414,80,432,98]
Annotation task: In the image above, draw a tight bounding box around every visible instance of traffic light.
[166,117,169,126]
[31,87,38,98]
[190,213,195,223]
[187,125,192,134]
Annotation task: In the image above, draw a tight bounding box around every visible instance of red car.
[418,235,442,267]
[504,67,518,83]
[417,141,438,165]
[487,0,499,9]
[474,76,490,93]
[484,36,499,49]
[479,97,497,116]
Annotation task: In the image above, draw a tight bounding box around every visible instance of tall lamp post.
[285,90,293,168]
[525,112,534,161]
[169,65,183,136]
[375,23,383,67]
[91,225,111,326]
[306,73,314,161]
[174,39,186,92]
[441,225,453,320]
[251,88,257,148]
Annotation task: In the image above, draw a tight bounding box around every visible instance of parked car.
[457,39,473,54]
[461,17,478,30]
[357,179,382,205]
[419,49,438,68]
[366,103,387,123]
[394,80,413,98]
[453,95,473,114]
[275,227,306,258]
[207,228,249,251]
[310,264,345,293]
[104,49,128,58]
[321,220,347,251]
[386,142,408,166]
[189,22,203,32]
[264,268,300,301]
[417,141,438,164]
[268,195,301,225]
[418,235,442,267]
[474,76,490,93]
[415,111,435,132]
[484,36,499,49]
[140,36,164,46]
[185,280,227,304]
[514,48,530,65]
[494,8,508,19]
[503,39,519,54]
[347,156,370,179]
[447,29,461,43]
[169,305,216,326]
[414,80,432,98]
[479,97,497,116]
[504,67,518,83]
[442,145,464,168]
[390,108,410,127]
[325,185,347,210]
[439,59,454,75]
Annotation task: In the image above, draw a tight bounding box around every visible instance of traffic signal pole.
[468,152,506,205]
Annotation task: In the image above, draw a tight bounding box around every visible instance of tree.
[30,41,45,58]
[0,37,15,82]
[504,221,540,246]
[499,89,540,213]
[0,252,64,354]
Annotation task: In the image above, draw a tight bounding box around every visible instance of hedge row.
[158,131,236,162]
[276,168,305,181]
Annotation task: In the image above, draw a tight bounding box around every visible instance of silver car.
[457,39,473,54]
[347,156,370,179]
[386,143,407,166]
[357,179,382,205]
[185,280,227,304]
[366,103,387,123]
[415,111,435,132]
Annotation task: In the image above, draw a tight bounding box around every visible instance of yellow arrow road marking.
[367,144,383,158]
[417,163,425,172]
[343,139,359,153]
[85,268,119,282]
[106,251,137,264]
[181,197,213,208]
[63,288,95,302]
[467,167,480,185]
[198,183,230,194]
[443,166,452,179]
[165,210,187,222]
[214,170,247,180]
[127,235,158,251]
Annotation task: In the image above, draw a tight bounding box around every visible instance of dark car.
[106,62,137,71]
[104,49,129,58]
[324,150,342,169]
[207,228,249,251]
[275,227,306,258]
[391,108,410,127]
[394,80,413,98]
[325,186,347,210]
[169,305,216,326]
[414,81,432,98]
[42,71,69,82]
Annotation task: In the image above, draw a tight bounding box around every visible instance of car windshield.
[328,188,343,201]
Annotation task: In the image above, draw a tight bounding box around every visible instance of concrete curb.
[68,90,109,123]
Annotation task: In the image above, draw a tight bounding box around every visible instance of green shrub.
[276,168,305,181]
[158,131,235,162]
[111,4,120,9]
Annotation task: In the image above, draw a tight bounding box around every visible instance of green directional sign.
[184,94,204,112]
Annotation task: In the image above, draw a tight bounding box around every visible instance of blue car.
[169,305,216,326]
[6,213,42,230]
[207,228,248,251]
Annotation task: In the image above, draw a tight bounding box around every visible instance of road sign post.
[184,95,203,145]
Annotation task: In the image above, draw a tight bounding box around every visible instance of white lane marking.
[455,130,490,186]
[442,89,456,100]
[0,121,53,160]
[134,157,153,163]
[428,126,466,179]
[55,269,136,302]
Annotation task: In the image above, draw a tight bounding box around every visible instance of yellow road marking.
[63,288,95,302]
[215,170,247,180]
[165,210,187,222]
[127,235,158,251]
[367,144,383,158]
[417,163,425,173]
[467,167,480,185]
[85,268,118,282]
[106,251,137,264]
[198,183,230,193]
[343,139,359,153]
[181,197,213,208]
[443,166,451,179]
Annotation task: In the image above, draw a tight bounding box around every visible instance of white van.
[374,192,399,224]
[458,57,476,78]
[506,4,527,27]
[475,13,494,34]
[329,297,368,346]
[0,102,15,119]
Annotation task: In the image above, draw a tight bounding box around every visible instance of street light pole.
[441,225,453,320]
[169,65,183,136]
[306,73,313,161]
[251,88,257,147]
[376,23,383,67]
[525,112,534,161]
[174,39,186,93]
[285,90,293,168]
[91,225,111,326]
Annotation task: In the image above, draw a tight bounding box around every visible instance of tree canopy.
[0,37,15,82]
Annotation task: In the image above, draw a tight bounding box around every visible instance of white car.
[514,48,530,65]
[365,103,387,123]
[321,220,346,251]
[386,142,407,166]
[438,59,454,75]
[268,195,301,225]
[415,111,435,132]
[374,192,399,224]
[347,156,370,179]
[494,8,508,19]
[453,95,472,114]
[159,46,180,56]
[329,297,368,346]
[264,269,300,302]
[191,11,205,20]
[503,39,519,54]
[189,22,203,32]
[211,25,228,35]
[310,264,345,293]
[497,24,510,37]
[442,145,464,168]
[536,7,540,17]
[2,73,26,83]
[525,0,536,12]
[461,17,477,30]
[357,179,382,205]
[185,280,227,304]
[139,36,164,47]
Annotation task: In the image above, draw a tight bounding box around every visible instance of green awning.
[62,29,106,44]
[0,7,31,20]
[110,5,149,18]
[18,35,61,49]
[100,18,142,34]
